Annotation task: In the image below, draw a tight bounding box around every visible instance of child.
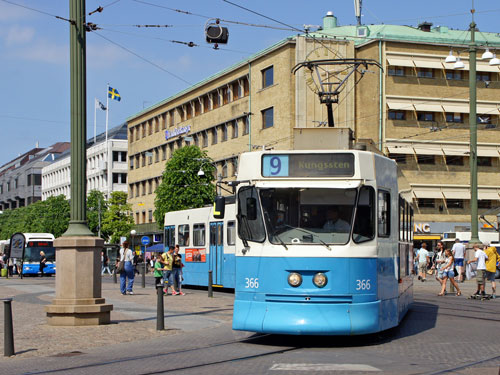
[153,254,165,290]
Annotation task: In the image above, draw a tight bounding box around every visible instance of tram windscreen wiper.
[237,214,250,247]
[282,224,331,251]
[272,233,288,250]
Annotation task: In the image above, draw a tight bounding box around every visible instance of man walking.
[468,243,488,297]
[452,238,466,282]
[161,246,176,295]
[417,243,430,282]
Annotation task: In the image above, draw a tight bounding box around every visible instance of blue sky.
[1,0,499,166]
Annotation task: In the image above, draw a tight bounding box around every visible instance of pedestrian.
[101,251,112,275]
[417,243,430,282]
[433,241,447,288]
[172,244,185,296]
[153,254,165,289]
[467,243,488,297]
[451,238,466,282]
[484,243,499,298]
[161,246,176,295]
[438,249,461,296]
[118,241,135,295]
[39,251,47,277]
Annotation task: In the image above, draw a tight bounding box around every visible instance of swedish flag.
[108,86,121,101]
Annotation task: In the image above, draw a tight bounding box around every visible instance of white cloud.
[5,25,35,46]
[0,3,32,21]
[12,39,68,65]
[87,42,130,69]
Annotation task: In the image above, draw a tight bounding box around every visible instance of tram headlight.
[287,272,302,287]
[313,272,328,288]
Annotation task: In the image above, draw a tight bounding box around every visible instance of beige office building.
[127,12,500,240]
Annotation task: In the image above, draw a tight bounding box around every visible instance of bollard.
[142,262,146,288]
[113,269,117,284]
[3,298,14,356]
[208,270,213,298]
[156,284,164,331]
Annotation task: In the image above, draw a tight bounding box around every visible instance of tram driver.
[323,207,350,232]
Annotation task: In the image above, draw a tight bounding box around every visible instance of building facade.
[127,12,500,238]
[0,142,70,211]
[42,124,128,200]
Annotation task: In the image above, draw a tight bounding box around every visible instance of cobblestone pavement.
[0,275,233,359]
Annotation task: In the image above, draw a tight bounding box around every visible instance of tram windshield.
[237,186,375,246]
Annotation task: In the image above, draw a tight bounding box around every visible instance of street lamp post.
[469,19,479,244]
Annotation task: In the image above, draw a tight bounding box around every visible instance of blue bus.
[21,233,56,276]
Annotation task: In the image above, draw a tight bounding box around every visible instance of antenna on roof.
[354,0,362,26]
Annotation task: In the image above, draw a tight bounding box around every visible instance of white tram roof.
[237,150,393,182]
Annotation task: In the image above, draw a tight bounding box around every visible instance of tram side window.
[399,197,405,242]
[237,186,266,243]
[178,224,190,246]
[227,221,236,245]
[353,186,375,243]
[193,224,205,246]
[378,190,390,237]
[164,226,175,247]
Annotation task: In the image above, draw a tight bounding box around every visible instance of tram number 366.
[244,278,259,289]
[355,279,371,290]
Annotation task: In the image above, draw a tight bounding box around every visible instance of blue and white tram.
[164,202,236,288]
[225,150,413,335]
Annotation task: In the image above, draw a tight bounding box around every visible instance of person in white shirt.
[451,238,466,282]
[118,241,135,295]
[323,208,350,233]
[467,243,489,296]
[417,243,430,282]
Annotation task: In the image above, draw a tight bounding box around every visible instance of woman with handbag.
[118,241,135,295]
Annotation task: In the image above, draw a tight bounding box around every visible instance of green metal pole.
[64,0,93,236]
[469,21,479,244]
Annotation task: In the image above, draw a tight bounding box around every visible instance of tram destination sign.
[262,153,354,177]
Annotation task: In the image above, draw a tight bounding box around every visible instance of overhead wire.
[0,0,74,24]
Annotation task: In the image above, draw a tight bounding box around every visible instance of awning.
[413,147,443,155]
[413,103,443,112]
[476,63,500,73]
[386,146,414,154]
[442,190,469,199]
[413,189,444,199]
[478,190,500,200]
[442,104,469,113]
[145,243,165,252]
[413,59,444,69]
[414,235,442,240]
[387,101,413,110]
[387,57,414,67]
[477,148,499,157]
[476,105,499,114]
[442,147,467,156]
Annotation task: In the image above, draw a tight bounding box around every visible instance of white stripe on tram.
[269,363,381,371]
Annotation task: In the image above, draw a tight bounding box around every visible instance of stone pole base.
[45,236,113,326]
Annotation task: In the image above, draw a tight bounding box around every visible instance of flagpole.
[94,98,97,144]
[105,84,109,143]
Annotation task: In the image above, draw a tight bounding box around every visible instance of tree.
[101,191,134,244]
[154,145,216,227]
[38,195,70,237]
[87,190,109,239]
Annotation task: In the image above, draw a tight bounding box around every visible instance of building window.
[221,124,228,142]
[212,127,218,144]
[222,163,228,178]
[262,66,274,88]
[477,115,491,125]
[446,70,463,80]
[232,121,238,138]
[186,104,193,120]
[148,180,152,194]
[232,81,240,100]
[446,113,463,123]
[477,72,490,82]
[129,128,134,143]
[477,156,492,166]
[417,155,435,164]
[155,148,159,163]
[162,145,167,161]
[445,156,463,166]
[212,91,220,109]
[202,131,208,148]
[135,212,139,224]
[222,87,229,105]
[112,173,127,183]
[417,198,435,208]
[478,200,492,209]
[388,66,404,76]
[155,118,159,132]
[417,68,434,78]
[388,154,406,164]
[203,95,210,112]
[417,112,434,122]
[135,183,139,197]
[194,100,201,116]
[142,181,146,196]
[193,134,199,147]
[148,209,153,223]
[243,116,249,135]
[388,110,405,120]
[142,211,146,224]
[446,199,464,209]
[262,107,274,129]
[169,110,175,126]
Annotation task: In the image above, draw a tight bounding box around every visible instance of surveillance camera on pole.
[205,18,229,49]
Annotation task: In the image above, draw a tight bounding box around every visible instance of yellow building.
[127,12,500,241]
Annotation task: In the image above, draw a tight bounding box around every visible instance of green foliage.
[87,190,109,239]
[154,146,216,227]
[0,195,70,239]
[101,191,134,244]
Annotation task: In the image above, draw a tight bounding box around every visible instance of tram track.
[22,333,300,375]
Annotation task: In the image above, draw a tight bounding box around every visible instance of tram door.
[209,221,224,285]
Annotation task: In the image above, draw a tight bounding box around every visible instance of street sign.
[141,236,150,246]
[9,233,25,259]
